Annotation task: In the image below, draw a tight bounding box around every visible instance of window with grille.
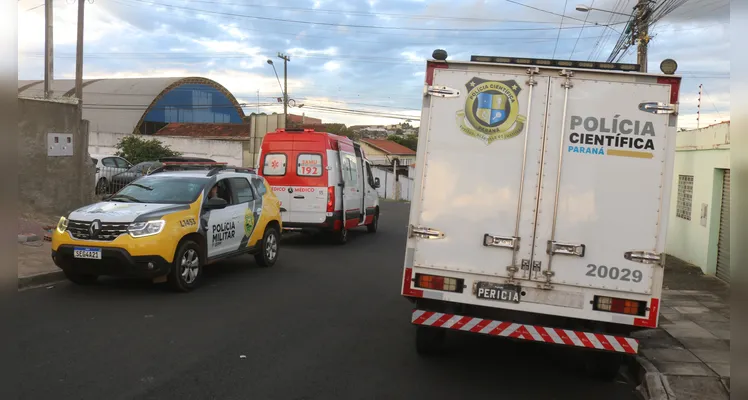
[676,175,694,220]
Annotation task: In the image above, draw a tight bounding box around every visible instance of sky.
[17,0,730,129]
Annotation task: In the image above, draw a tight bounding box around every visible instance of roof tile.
[361,139,416,155]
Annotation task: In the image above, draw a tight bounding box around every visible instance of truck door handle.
[293,195,305,199]
[409,225,445,239]
[547,241,586,257]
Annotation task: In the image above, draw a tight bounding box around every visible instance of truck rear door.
[411,67,551,279]
[530,75,675,295]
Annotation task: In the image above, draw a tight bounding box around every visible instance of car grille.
[66,220,129,241]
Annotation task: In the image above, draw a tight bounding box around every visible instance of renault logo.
[89,219,102,238]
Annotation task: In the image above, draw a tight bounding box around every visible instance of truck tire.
[64,271,98,285]
[584,352,623,381]
[168,240,203,292]
[415,326,445,356]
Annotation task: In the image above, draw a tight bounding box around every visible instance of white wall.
[371,166,414,201]
[665,122,730,274]
[89,131,247,166]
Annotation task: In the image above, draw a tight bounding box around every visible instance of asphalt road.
[19,200,639,400]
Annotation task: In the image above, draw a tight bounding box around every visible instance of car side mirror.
[373,177,381,188]
[204,197,228,210]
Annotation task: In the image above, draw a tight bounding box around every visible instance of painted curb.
[18,270,66,290]
[629,356,675,400]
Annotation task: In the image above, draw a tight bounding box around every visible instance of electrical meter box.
[48,133,74,156]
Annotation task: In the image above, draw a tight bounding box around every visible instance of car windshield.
[109,175,208,204]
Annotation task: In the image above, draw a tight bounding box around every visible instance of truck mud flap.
[411,309,639,355]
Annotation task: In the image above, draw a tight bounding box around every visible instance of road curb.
[629,355,675,400]
[18,270,66,290]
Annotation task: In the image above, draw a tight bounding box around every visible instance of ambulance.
[402,50,682,380]
[257,128,381,244]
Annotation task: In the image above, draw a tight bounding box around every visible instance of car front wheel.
[168,240,203,292]
[255,225,280,267]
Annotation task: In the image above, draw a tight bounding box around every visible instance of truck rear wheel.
[583,352,623,381]
[415,326,445,356]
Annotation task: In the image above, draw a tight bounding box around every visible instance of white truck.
[402,50,682,380]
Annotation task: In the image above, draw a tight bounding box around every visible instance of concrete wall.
[18,97,95,217]
[665,122,730,274]
[89,131,250,167]
[371,166,414,201]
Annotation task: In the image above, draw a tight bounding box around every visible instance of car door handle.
[294,195,305,199]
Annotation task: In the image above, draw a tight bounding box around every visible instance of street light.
[575,4,632,16]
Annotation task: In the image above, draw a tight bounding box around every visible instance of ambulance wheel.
[332,227,348,245]
[366,209,379,233]
[415,326,445,356]
[583,352,623,381]
[64,271,98,285]
[255,226,280,267]
[168,240,203,292]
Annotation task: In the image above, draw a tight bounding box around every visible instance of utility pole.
[44,0,54,99]
[634,0,651,73]
[277,52,290,126]
[75,0,85,112]
[697,84,703,128]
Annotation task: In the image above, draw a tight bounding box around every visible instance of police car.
[51,164,283,292]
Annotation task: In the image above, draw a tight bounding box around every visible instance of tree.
[114,135,181,165]
[325,123,360,141]
[387,134,417,151]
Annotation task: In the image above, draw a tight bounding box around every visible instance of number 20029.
[586,264,643,283]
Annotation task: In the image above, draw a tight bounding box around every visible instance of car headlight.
[57,216,68,233]
[128,220,165,238]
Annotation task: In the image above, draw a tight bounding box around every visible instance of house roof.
[155,123,250,137]
[361,139,416,155]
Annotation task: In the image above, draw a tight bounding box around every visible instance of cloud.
[16,0,730,127]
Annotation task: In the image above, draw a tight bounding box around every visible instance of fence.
[371,166,414,201]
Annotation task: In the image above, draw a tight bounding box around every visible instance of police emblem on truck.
[457,77,526,144]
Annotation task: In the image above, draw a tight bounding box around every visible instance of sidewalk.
[18,217,65,289]
[635,257,730,400]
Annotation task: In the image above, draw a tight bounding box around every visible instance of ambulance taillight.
[326,186,335,212]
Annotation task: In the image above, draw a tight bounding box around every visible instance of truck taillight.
[593,296,647,317]
[414,273,464,293]
[326,186,335,212]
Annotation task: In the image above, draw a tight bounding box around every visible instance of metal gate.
[716,169,730,283]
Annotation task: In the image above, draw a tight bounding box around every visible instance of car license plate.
[73,247,102,260]
[476,281,521,303]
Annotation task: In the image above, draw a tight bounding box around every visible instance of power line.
[551,0,569,59]
[570,0,595,59]
[118,0,625,32]
[149,0,581,24]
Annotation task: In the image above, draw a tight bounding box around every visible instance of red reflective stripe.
[534,326,552,343]
[425,61,448,85]
[470,319,491,333]
[402,268,423,297]
[451,316,473,330]
[574,331,594,347]
[431,313,453,328]
[554,328,575,346]
[634,298,660,328]
[488,321,513,336]
[594,333,615,351]
[657,77,681,105]
[412,311,434,325]
[615,336,636,354]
